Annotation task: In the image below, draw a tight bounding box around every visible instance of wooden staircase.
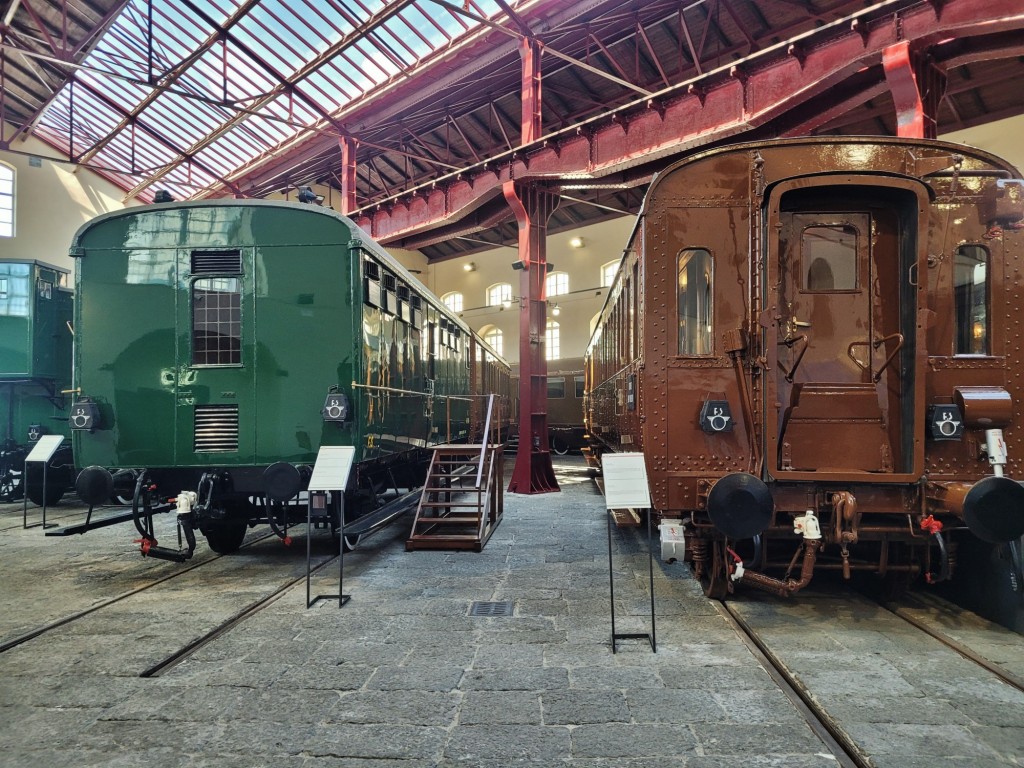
[406,443,504,552]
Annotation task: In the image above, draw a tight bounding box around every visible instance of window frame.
[545,319,560,360]
[0,163,13,238]
[546,271,569,296]
[441,291,463,313]
[486,282,512,307]
[953,243,990,357]
[484,327,503,357]
[600,260,618,288]
[191,275,243,367]
[676,248,714,357]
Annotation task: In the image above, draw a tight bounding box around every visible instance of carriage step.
[414,515,481,525]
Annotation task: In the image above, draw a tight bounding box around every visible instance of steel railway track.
[717,590,1024,768]
[0,530,278,654]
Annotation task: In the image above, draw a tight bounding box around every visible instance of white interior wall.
[0,132,137,274]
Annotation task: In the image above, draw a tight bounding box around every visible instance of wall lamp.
[551,303,561,316]
[463,262,476,272]
[570,236,584,249]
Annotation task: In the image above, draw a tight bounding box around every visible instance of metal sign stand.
[22,435,65,530]
[602,452,656,653]
[305,446,356,608]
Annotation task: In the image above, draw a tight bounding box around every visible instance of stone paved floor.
[1,456,1020,766]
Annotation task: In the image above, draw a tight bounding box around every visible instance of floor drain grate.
[469,600,514,617]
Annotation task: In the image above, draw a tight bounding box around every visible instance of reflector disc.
[706,472,774,540]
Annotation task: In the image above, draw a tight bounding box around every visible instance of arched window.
[546,320,560,360]
[0,163,14,238]
[483,327,503,357]
[487,282,512,307]
[546,271,568,296]
[441,291,463,313]
[600,260,618,287]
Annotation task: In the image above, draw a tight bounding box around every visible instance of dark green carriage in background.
[70,200,510,560]
[0,259,74,505]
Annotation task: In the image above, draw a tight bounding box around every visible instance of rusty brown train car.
[584,136,1024,598]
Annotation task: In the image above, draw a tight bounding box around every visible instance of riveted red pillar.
[504,180,559,494]
[519,37,543,145]
[882,40,946,139]
[339,135,358,214]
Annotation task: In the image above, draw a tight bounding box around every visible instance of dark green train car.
[0,259,73,504]
[70,200,510,559]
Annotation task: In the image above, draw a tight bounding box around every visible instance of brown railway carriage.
[585,136,1024,598]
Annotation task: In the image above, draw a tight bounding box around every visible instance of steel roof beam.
[121,0,422,199]
[351,0,1023,243]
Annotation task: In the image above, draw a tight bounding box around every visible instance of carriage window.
[802,225,857,291]
[547,377,565,398]
[574,375,585,398]
[193,277,241,365]
[955,245,988,355]
[677,249,713,355]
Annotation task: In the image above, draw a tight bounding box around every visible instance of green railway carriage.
[0,259,73,504]
[70,200,510,560]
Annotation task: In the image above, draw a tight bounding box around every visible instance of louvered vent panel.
[192,250,242,275]
[194,405,239,452]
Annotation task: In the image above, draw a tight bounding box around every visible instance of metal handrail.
[350,381,473,402]
[476,394,496,488]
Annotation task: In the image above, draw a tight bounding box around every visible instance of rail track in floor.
[717,588,1024,768]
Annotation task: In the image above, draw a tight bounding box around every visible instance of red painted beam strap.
[882,40,948,139]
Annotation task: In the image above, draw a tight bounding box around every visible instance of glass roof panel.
[30,0,515,199]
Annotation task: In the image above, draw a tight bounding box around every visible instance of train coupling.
[138,491,198,563]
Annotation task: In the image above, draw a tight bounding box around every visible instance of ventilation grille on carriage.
[191,250,242,275]
[194,405,239,452]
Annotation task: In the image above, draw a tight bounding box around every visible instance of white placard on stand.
[600,451,656,653]
[308,446,357,492]
[307,445,357,609]
[25,434,64,463]
[602,452,651,509]
[23,434,67,529]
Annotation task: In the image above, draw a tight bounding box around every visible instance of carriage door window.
[677,248,712,355]
[954,245,988,355]
[803,225,857,291]
[191,250,243,365]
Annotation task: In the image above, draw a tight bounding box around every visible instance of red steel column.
[339,135,358,214]
[882,40,946,139]
[520,37,543,144]
[504,180,559,494]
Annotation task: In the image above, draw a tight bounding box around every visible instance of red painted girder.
[883,40,945,139]
[354,0,1024,243]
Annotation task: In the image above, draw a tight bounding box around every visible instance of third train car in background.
[69,199,511,561]
[585,136,1024,599]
